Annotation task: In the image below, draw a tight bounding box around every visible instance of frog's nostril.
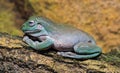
[88,40,92,43]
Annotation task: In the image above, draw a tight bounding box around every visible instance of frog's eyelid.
[29,20,34,24]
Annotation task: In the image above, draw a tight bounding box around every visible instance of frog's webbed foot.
[57,52,84,59]
[57,42,102,59]
[57,51,100,59]
[57,52,77,57]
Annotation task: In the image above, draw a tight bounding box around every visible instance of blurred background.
[0,0,120,53]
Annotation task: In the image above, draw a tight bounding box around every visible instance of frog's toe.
[57,52,76,56]
[57,52,80,58]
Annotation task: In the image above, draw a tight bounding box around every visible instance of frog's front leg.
[23,36,54,50]
[58,42,102,59]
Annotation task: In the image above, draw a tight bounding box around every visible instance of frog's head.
[22,16,53,37]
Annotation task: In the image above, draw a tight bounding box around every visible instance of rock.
[0,32,119,73]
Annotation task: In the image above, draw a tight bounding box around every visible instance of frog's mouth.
[24,30,41,34]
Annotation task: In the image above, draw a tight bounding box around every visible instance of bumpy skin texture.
[22,16,102,59]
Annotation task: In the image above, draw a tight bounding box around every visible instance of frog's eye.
[29,20,35,27]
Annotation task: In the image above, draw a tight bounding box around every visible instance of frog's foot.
[23,36,54,50]
[57,51,100,59]
[57,52,77,57]
[57,43,102,59]
[57,52,86,59]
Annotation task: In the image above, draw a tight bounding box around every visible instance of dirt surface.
[0,32,119,73]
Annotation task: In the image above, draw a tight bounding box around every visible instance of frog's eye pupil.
[29,21,34,26]
[29,22,33,24]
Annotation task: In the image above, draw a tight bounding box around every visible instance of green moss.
[100,49,120,67]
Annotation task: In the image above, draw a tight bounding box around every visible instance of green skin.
[22,16,102,59]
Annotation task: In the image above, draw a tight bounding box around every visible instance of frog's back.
[49,24,96,51]
[51,24,95,42]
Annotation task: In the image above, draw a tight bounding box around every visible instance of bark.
[0,32,119,73]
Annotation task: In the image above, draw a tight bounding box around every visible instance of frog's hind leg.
[57,42,102,59]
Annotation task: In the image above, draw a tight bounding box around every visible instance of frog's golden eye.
[29,20,35,27]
